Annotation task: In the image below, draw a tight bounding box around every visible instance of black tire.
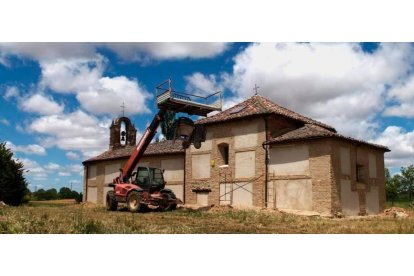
[127,191,142,212]
[106,191,118,211]
[161,192,177,211]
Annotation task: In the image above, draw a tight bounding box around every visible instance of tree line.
[385,165,414,204]
[31,187,83,202]
[1,142,83,205]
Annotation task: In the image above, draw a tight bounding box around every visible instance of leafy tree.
[57,187,82,202]
[385,168,400,205]
[400,165,414,200]
[45,188,58,200]
[58,187,73,199]
[32,188,59,200]
[160,110,176,140]
[74,192,83,203]
[0,142,30,206]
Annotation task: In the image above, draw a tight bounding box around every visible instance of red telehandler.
[106,79,222,212]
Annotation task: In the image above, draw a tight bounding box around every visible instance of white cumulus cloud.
[219,42,414,140]
[0,118,10,126]
[66,151,80,160]
[6,141,47,155]
[185,72,223,96]
[384,74,414,118]
[3,86,20,100]
[39,56,151,116]
[103,42,229,61]
[28,110,111,158]
[0,42,229,64]
[19,93,64,115]
[372,126,414,168]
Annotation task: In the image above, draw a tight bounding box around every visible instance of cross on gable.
[253,84,260,95]
[120,102,127,117]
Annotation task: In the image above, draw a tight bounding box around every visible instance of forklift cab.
[134,167,166,192]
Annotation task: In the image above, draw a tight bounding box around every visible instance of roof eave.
[82,151,185,165]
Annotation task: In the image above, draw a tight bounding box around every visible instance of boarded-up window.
[269,145,309,176]
[340,147,351,175]
[88,165,97,180]
[369,153,377,178]
[235,151,255,178]
[161,158,184,182]
[192,154,211,179]
[104,163,121,184]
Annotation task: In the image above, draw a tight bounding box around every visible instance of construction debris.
[279,209,321,217]
[383,207,409,219]
[208,205,233,213]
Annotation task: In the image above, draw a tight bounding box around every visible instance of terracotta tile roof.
[264,124,390,151]
[196,95,336,132]
[83,140,184,164]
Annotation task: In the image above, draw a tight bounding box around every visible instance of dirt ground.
[0,201,413,234]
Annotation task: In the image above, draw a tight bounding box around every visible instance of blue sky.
[1,42,413,192]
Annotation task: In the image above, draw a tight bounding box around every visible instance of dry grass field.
[1,200,414,234]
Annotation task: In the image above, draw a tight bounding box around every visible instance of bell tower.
[109,117,137,150]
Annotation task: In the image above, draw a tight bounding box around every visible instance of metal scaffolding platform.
[156,79,222,117]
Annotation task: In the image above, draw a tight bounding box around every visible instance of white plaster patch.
[275,179,312,211]
[87,187,97,204]
[267,181,274,209]
[220,183,232,205]
[104,163,121,184]
[196,192,209,206]
[161,158,184,182]
[269,145,309,175]
[366,186,380,214]
[340,179,359,216]
[192,153,211,179]
[232,182,253,207]
[235,151,255,178]
[369,153,377,178]
[88,165,97,180]
[232,121,258,149]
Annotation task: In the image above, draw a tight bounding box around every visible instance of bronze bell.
[121,131,126,141]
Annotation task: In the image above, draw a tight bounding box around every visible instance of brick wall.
[330,139,386,215]
[185,117,267,207]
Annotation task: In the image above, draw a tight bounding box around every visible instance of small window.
[218,143,229,165]
[356,164,365,183]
